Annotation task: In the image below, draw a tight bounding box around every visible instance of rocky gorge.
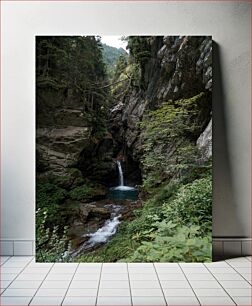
[36,36,212,262]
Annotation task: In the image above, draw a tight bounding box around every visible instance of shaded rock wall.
[36,86,91,176]
[110,36,212,166]
[37,36,212,186]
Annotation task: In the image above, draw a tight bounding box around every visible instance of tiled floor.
[0,256,251,305]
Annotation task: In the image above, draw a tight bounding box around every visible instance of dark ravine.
[36,36,212,261]
[37,36,212,187]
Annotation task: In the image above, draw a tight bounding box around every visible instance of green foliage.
[111,62,141,98]
[128,222,211,262]
[36,208,70,262]
[125,176,212,262]
[125,36,152,87]
[36,182,66,226]
[36,176,107,261]
[36,36,105,87]
[68,184,94,201]
[162,177,212,234]
[140,92,210,190]
[141,92,207,142]
[126,36,151,67]
[36,179,97,261]
[102,43,128,79]
[36,181,71,262]
[125,181,180,239]
[36,36,109,138]
[113,54,128,80]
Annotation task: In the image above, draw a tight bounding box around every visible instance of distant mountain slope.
[102,43,128,71]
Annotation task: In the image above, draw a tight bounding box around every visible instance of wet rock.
[63,197,112,228]
[88,207,111,220]
[197,119,212,161]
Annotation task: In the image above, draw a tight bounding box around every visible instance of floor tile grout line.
[127,263,133,306]
[225,260,252,286]
[61,262,80,306]
[0,255,12,266]
[203,263,238,305]
[153,262,168,306]
[0,255,12,295]
[95,262,103,306]
[28,261,55,305]
[1,257,251,305]
[178,263,202,306]
[225,258,251,264]
[243,257,251,262]
[0,256,34,297]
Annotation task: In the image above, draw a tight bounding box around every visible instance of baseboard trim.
[213,238,251,260]
[0,240,35,256]
[0,238,251,258]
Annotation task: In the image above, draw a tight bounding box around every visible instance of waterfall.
[108,159,138,199]
[116,160,124,186]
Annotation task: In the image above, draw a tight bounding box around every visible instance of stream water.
[82,204,122,249]
[71,204,122,257]
[71,161,138,257]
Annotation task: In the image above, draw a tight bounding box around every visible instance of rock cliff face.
[110,36,212,167]
[36,85,119,186]
[37,35,212,185]
[36,86,91,176]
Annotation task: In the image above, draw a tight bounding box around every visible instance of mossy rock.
[87,207,111,220]
[68,183,107,202]
[54,168,85,190]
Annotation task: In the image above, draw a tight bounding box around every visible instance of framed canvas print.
[36,35,212,262]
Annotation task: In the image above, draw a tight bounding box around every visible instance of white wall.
[1,2,250,244]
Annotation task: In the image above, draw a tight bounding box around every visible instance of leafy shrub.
[162,176,212,234]
[36,208,70,262]
[36,180,76,261]
[36,182,67,227]
[126,176,212,262]
[128,221,211,262]
[126,181,180,238]
[140,92,211,190]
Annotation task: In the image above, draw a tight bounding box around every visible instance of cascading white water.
[116,160,124,186]
[71,204,122,257]
[84,214,121,248]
